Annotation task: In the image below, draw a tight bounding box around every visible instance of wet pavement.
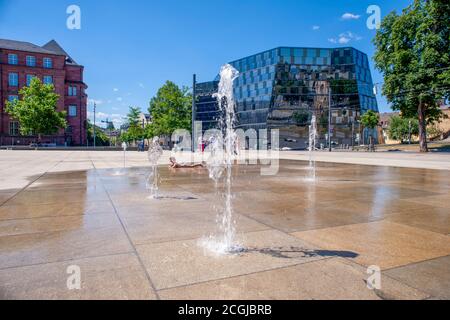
[0,159,449,300]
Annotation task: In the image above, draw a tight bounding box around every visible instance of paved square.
[0,151,449,300]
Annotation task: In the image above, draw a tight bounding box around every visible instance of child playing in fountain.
[169,157,205,169]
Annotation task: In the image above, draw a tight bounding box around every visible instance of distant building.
[194,46,378,149]
[139,113,152,128]
[0,39,88,146]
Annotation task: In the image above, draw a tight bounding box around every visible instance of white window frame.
[8,54,18,65]
[43,76,53,85]
[26,55,36,67]
[9,121,19,136]
[8,73,18,86]
[43,57,53,68]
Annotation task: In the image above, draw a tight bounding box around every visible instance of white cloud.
[99,112,110,118]
[113,88,119,92]
[328,31,362,45]
[87,111,125,127]
[88,99,104,105]
[116,97,123,102]
[341,13,360,20]
[138,82,145,88]
[312,25,320,31]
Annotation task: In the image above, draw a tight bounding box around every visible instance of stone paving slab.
[159,258,429,300]
[0,226,133,269]
[0,213,120,237]
[122,212,269,246]
[0,253,157,300]
[385,256,450,300]
[0,200,115,220]
[292,221,450,270]
[136,230,336,290]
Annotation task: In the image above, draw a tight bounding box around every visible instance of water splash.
[206,133,225,183]
[201,64,242,255]
[307,115,317,182]
[147,137,163,199]
[112,142,128,176]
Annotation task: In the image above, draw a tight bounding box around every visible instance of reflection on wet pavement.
[0,160,449,299]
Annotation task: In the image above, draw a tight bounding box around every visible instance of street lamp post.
[408,120,412,145]
[328,84,332,152]
[192,74,197,152]
[93,102,96,149]
[351,120,355,150]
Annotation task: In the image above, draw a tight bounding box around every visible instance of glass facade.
[194,81,220,132]
[195,47,378,149]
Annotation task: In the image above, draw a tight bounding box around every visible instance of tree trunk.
[369,133,375,152]
[418,103,428,153]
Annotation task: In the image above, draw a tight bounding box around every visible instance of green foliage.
[361,110,380,129]
[127,106,141,127]
[427,124,444,139]
[122,106,145,143]
[127,124,145,142]
[118,131,131,144]
[292,110,311,125]
[148,81,192,138]
[373,0,450,151]
[388,116,419,142]
[5,78,67,140]
[86,121,110,146]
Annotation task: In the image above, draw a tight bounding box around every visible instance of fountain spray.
[147,136,163,199]
[202,64,241,255]
[122,142,127,169]
[308,115,318,182]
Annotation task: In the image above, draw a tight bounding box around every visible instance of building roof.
[0,38,81,66]
[0,38,58,55]
[42,40,79,66]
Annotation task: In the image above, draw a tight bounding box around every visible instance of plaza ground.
[0,150,449,299]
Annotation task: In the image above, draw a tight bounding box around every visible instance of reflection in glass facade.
[195,47,378,149]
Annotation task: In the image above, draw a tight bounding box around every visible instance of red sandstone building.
[0,39,87,146]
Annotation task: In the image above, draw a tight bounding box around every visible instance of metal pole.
[328,83,332,152]
[408,120,412,145]
[93,102,96,148]
[351,120,355,150]
[192,74,196,152]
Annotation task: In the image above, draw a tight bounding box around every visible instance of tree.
[127,106,141,127]
[87,120,110,146]
[148,81,192,139]
[292,109,310,126]
[373,0,450,152]
[123,106,144,144]
[361,110,380,151]
[5,78,67,142]
[388,116,419,143]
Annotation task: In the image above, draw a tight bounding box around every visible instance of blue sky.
[0,0,412,127]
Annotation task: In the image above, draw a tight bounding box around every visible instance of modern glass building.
[194,47,378,149]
